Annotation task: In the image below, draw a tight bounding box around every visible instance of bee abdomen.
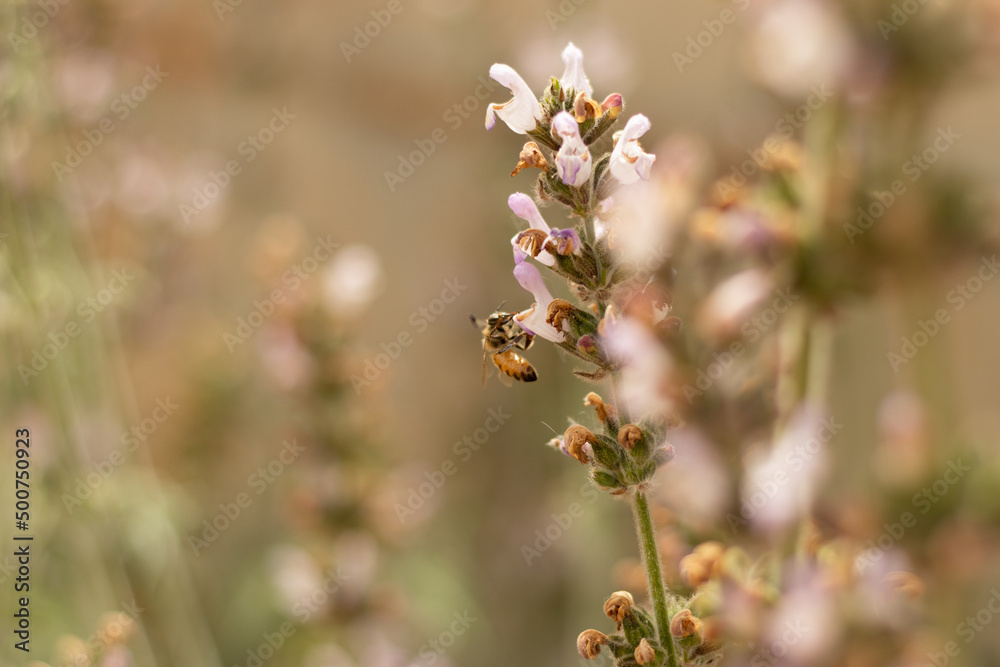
[494,351,538,382]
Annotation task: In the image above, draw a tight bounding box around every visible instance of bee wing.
[481,339,489,387]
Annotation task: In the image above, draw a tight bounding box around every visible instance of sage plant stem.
[633,490,678,667]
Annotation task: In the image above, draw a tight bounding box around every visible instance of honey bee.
[471,309,538,386]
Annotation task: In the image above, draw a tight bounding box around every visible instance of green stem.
[632,491,678,667]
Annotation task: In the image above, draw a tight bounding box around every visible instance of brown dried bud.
[514,229,548,258]
[679,554,710,589]
[546,299,575,331]
[584,392,617,423]
[577,629,609,659]
[511,141,550,177]
[669,609,703,639]
[55,635,91,667]
[618,424,643,450]
[634,638,656,665]
[603,590,634,627]
[574,91,603,123]
[564,424,597,465]
[680,541,726,588]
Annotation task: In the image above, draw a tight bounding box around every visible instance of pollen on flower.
[515,229,549,257]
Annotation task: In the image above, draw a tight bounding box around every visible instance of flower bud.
[634,638,656,665]
[584,392,616,424]
[98,611,136,645]
[55,635,91,667]
[511,141,550,177]
[679,554,710,589]
[618,424,643,450]
[577,334,599,357]
[603,590,634,626]
[591,468,627,493]
[669,609,703,639]
[602,93,623,119]
[564,424,598,465]
[577,629,609,659]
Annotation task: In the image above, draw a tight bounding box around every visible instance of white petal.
[552,111,591,187]
[551,110,581,141]
[610,115,656,185]
[512,263,564,342]
[560,42,593,98]
[508,193,551,232]
[485,64,542,134]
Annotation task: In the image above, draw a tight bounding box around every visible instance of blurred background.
[3,0,1000,665]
